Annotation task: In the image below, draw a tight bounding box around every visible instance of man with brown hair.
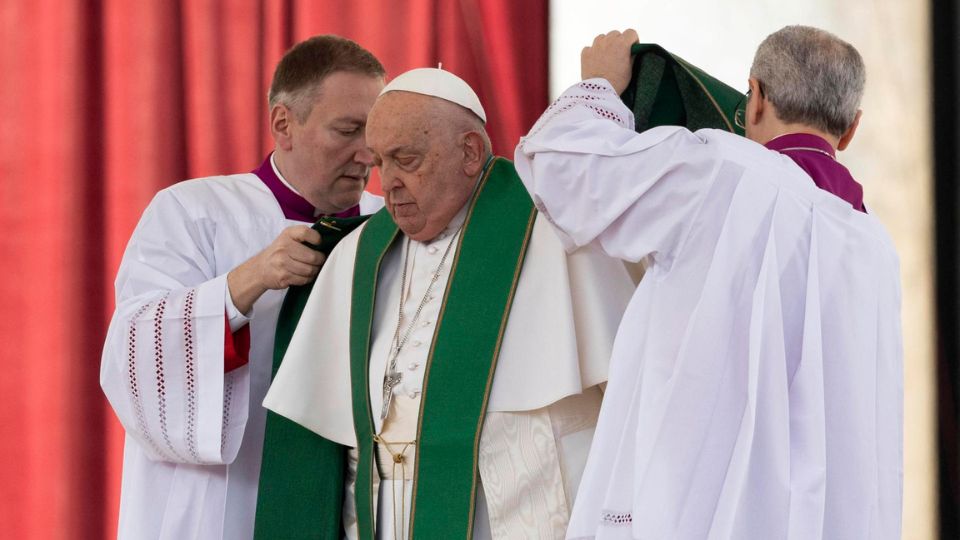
[100,35,385,539]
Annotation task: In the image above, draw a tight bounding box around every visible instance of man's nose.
[381,173,400,192]
[355,146,375,166]
[379,165,404,192]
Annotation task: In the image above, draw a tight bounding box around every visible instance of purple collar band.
[252,154,361,221]
[764,133,865,212]
[765,132,836,159]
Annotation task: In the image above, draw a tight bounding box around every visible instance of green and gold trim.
[623,43,745,136]
[350,209,401,540]
[671,55,736,133]
[349,157,536,539]
[255,214,372,540]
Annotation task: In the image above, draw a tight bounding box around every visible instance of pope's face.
[366,92,475,242]
[279,71,384,213]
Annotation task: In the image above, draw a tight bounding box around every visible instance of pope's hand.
[227,225,326,315]
[581,29,639,95]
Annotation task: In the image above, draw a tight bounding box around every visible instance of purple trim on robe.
[252,154,361,221]
[765,133,865,212]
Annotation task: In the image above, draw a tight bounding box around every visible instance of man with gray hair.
[101,35,385,539]
[516,26,902,538]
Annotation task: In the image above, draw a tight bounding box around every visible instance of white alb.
[515,79,903,540]
[101,171,382,540]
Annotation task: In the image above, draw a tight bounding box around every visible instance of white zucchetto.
[379,67,486,123]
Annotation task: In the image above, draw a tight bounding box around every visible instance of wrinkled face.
[280,71,384,213]
[366,92,475,241]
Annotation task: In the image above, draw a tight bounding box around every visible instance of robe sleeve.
[514,78,721,268]
[223,313,251,372]
[100,188,248,465]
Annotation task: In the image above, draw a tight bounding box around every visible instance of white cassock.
[515,79,903,540]
[265,203,640,539]
[100,162,382,540]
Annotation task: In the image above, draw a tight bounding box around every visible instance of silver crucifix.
[381,370,403,420]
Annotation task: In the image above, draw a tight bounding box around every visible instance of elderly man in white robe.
[516,26,902,539]
[264,68,638,539]
[100,36,385,539]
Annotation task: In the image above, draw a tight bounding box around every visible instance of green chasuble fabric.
[254,47,743,539]
[254,215,369,540]
[621,43,745,136]
[349,157,536,539]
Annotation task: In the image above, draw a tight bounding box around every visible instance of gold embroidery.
[673,57,736,133]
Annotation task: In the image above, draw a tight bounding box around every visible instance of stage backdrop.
[0,1,548,538]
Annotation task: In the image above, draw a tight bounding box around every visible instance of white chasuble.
[101,172,381,540]
[515,79,903,540]
[265,209,638,539]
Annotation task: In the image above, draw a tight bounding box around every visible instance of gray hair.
[460,110,493,155]
[269,87,322,124]
[750,25,865,138]
[431,95,493,154]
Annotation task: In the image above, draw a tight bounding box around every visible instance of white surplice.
[100,170,382,540]
[265,202,639,539]
[514,79,903,540]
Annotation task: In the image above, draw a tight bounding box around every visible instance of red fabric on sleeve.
[224,312,251,372]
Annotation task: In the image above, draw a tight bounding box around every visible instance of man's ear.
[461,131,486,177]
[837,110,862,151]
[271,104,295,151]
[748,77,765,127]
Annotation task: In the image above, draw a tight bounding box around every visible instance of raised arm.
[515,30,719,266]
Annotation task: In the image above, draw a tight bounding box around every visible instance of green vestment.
[255,216,369,540]
[348,157,535,539]
[622,43,744,136]
[254,44,745,539]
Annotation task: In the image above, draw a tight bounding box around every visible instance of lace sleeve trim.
[152,294,186,461]
[221,371,237,454]
[126,289,211,462]
[599,510,632,526]
[126,301,165,458]
[524,80,629,140]
[182,288,201,461]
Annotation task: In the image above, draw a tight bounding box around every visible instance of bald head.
[367,91,491,241]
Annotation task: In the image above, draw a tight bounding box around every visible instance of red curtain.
[0,1,548,538]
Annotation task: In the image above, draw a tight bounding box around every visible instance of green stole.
[253,45,741,537]
[350,157,536,539]
[254,215,369,540]
[620,43,745,136]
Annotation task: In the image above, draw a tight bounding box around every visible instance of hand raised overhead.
[581,29,639,95]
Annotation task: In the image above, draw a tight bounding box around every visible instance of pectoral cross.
[381,370,403,420]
